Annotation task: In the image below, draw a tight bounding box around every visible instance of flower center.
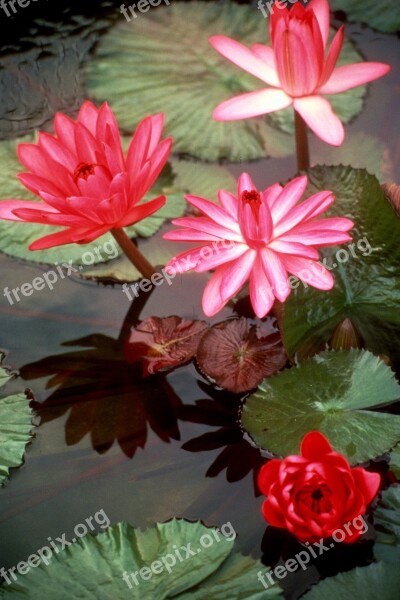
[241,190,261,220]
[311,488,324,501]
[297,483,333,514]
[73,162,96,183]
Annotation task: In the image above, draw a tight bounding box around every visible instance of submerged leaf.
[241,349,400,464]
[0,519,281,599]
[196,318,287,393]
[125,316,209,376]
[0,357,34,486]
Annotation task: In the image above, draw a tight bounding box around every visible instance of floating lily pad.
[331,0,400,33]
[0,137,185,265]
[125,316,209,376]
[196,318,287,393]
[241,349,400,464]
[302,562,400,599]
[374,485,400,564]
[0,519,281,599]
[281,165,400,363]
[0,357,34,486]
[170,159,236,201]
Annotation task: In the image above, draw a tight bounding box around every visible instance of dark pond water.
[0,1,399,598]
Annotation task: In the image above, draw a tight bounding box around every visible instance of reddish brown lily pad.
[196,318,287,393]
[125,316,209,376]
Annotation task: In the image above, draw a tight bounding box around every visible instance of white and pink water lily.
[210,0,390,146]
[164,173,353,317]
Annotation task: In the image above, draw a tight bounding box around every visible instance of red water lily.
[258,431,380,543]
[210,0,390,145]
[164,173,353,318]
[0,102,172,250]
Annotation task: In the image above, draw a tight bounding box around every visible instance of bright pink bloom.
[210,0,390,145]
[163,173,353,317]
[0,102,172,249]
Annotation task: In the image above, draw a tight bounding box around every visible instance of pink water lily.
[210,0,390,145]
[164,174,353,318]
[0,102,172,250]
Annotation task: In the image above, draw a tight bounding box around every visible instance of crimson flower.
[258,431,380,543]
[163,173,353,317]
[0,102,172,249]
[210,0,390,145]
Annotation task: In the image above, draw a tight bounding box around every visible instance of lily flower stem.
[111,228,156,279]
[294,110,310,172]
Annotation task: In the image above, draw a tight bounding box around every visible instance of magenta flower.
[0,102,172,250]
[163,174,353,317]
[210,0,390,146]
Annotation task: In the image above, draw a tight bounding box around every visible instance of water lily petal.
[274,191,334,237]
[209,35,280,86]
[308,0,330,48]
[249,255,276,318]
[238,172,257,197]
[260,248,290,302]
[319,62,391,95]
[185,194,241,231]
[293,96,345,146]
[220,249,256,302]
[77,100,99,135]
[268,240,320,259]
[280,256,334,289]
[218,190,238,218]
[318,26,344,87]
[195,243,248,272]
[270,176,308,225]
[202,265,228,316]
[213,88,292,121]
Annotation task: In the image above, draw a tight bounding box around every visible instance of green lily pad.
[302,561,400,600]
[0,137,185,265]
[389,443,400,480]
[0,357,34,486]
[331,0,400,33]
[170,159,236,200]
[0,519,281,599]
[374,485,400,564]
[281,165,400,362]
[241,349,400,464]
[267,30,366,135]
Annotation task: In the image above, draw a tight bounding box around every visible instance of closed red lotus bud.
[330,317,364,350]
[258,431,380,543]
